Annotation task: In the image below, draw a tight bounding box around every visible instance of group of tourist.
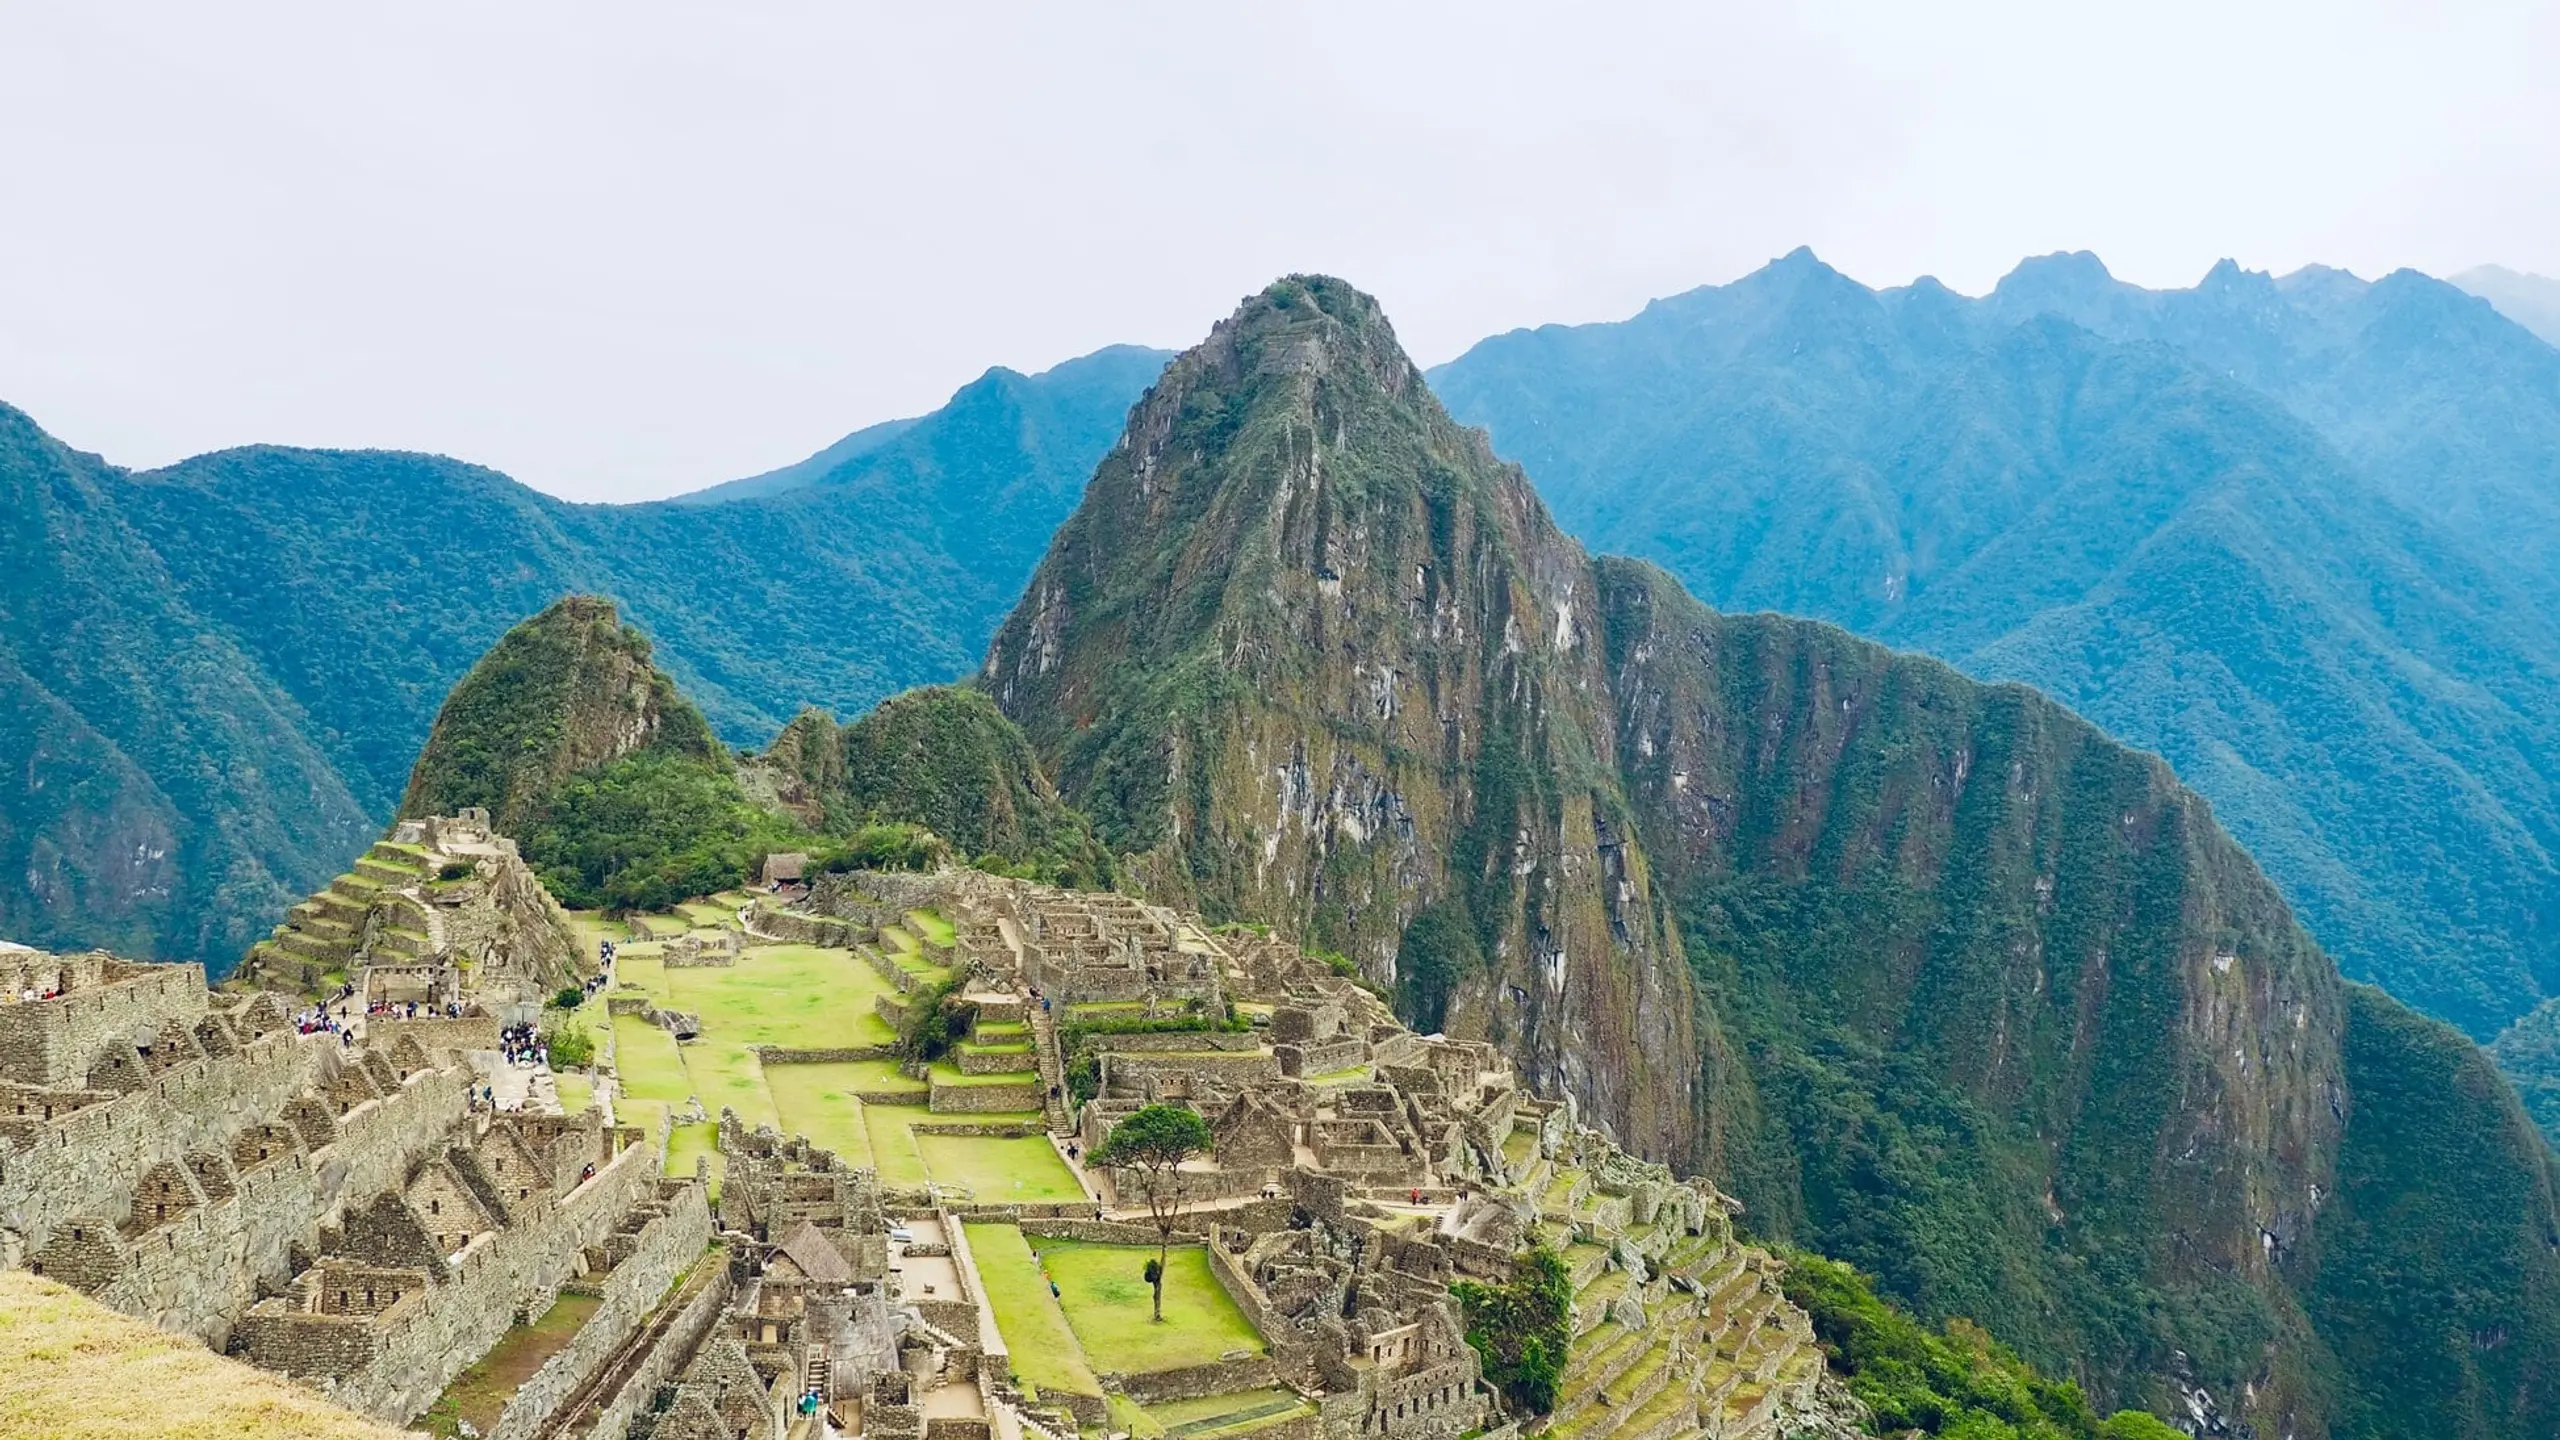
[13,984,62,1002]
[497,1020,547,1069]
[291,1004,352,1039]
[366,998,459,1020]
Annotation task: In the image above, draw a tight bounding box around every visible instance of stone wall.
[1082,1031,1265,1054]
[1107,1355,1281,1404]
[91,1063,472,1346]
[368,1015,502,1061]
[0,1026,324,1256]
[1099,1051,1280,1093]
[577,1262,737,1440]
[263,1130,664,1422]
[928,1076,1041,1114]
[0,961,209,1086]
[754,1045,897,1065]
[489,1180,714,1440]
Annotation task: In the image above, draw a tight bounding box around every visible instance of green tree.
[1090,1104,1214,1322]
[1450,1245,1573,1415]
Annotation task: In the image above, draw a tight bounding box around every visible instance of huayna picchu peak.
[985,274,2560,1438]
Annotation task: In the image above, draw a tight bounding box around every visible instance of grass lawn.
[667,1122,720,1187]
[418,1292,600,1437]
[914,1133,1087,1204]
[763,1064,876,1166]
[1038,1241,1265,1373]
[963,1223,1102,1397]
[863,1105,933,1188]
[681,1040,778,1131]
[554,1072,593,1114]
[0,1269,414,1440]
[656,944,897,1050]
[907,909,957,948]
[611,1016,691,1103]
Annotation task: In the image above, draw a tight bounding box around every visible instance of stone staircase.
[1025,1002,1073,1136]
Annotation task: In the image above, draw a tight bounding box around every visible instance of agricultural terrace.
[571,899,1083,1204]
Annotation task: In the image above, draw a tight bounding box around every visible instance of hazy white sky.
[4,2,2554,502]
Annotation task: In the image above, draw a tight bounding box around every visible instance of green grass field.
[965,1223,1103,1397]
[762,1063,876,1166]
[914,1133,1087,1204]
[866,1104,937,1187]
[1036,1240,1264,1373]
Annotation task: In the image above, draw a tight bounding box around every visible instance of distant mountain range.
[2454,263,2560,347]
[1432,251,2560,1056]
[9,248,2560,1106]
[0,344,1169,972]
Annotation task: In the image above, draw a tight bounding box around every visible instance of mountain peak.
[399,595,722,832]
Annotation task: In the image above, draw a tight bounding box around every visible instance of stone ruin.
[5,860,1835,1440]
[233,813,582,1008]
[0,946,705,1427]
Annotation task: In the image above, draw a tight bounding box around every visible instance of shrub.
[544,1017,595,1070]
[1452,1245,1572,1415]
[551,986,585,1012]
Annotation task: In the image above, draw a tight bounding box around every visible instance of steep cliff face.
[399,595,723,833]
[983,276,2560,1437]
[983,276,1706,1162]
[1595,562,2352,1422]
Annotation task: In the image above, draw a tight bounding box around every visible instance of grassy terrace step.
[905,909,957,948]
[1574,1270,1629,1333]
[1556,1322,1642,1405]
[1144,1389,1315,1440]
[1502,1126,1540,1169]
[1548,1336,1672,1440]
[1614,1374,1699,1440]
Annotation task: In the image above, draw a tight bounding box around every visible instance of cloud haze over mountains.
[2,3,2555,500]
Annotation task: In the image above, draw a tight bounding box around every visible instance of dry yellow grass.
[0,1269,410,1440]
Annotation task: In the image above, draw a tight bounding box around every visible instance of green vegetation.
[1451,1245,1572,1415]
[1781,1250,2179,1439]
[911,1132,1085,1204]
[2487,997,2560,1148]
[0,347,1166,980]
[2304,988,2560,1440]
[540,1015,595,1070]
[828,686,1114,887]
[399,596,723,836]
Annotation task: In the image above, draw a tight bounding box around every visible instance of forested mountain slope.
[1431,251,2560,1050]
[985,274,2560,1439]
[0,348,1164,972]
